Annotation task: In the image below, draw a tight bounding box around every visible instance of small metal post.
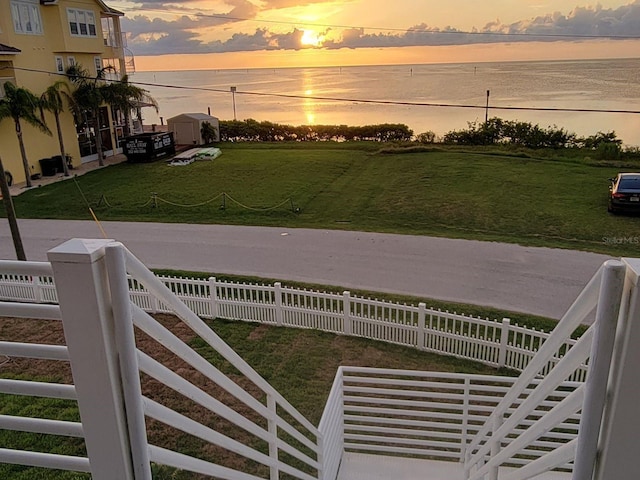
[485,90,490,123]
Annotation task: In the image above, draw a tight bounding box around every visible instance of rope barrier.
[88,191,299,213]
[155,193,224,208]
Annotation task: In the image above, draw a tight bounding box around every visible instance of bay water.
[135,57,640,146]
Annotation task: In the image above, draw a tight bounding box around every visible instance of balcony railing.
[103,31,127,49]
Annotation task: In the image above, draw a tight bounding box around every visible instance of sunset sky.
[107,0,640,70]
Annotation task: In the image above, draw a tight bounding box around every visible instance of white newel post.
[595,258,640,480]
[497,318,511,368]
[47,239,135,480]
[32,275,43,303]
[417,303,426,350]
[460,377,470,464]
[572,260,625,480]
[343,291,352,335]
[266,394,279,480]
[209,277,219,319]
[489,414,503,480]
[274,282,283,326]
[105,244,153,480]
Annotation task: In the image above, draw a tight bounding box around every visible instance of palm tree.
[0,82,51,188]
[0,155,26,260]
[40,81,71,176]
[201,121,218,144]
[103,74,158,138]
[65,64,108,166]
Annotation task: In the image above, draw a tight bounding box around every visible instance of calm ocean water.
[135,58,640,146]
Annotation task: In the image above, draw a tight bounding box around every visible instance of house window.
[67,56,76,67]
[11,1,43,35]
[94,57,102,75]
[67,8,97,38]
[55,56,64,73]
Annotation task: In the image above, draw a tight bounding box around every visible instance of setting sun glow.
[301,29,323,47]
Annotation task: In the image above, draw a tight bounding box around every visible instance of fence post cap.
[47,238,115,264]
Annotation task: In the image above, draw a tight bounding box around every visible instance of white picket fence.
[0,272,586,380]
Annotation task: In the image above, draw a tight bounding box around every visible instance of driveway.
[0,219,613,320]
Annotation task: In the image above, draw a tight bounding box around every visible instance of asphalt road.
[0,219,613,320]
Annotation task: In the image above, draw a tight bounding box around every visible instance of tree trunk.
[55,111,70,176]
[0,156,27,260]
[15,118,32,188]
[124,109,131,138]
[94,109,104,166]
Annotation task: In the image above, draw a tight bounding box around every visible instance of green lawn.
[0,315,501,480]
[9,142,640,256]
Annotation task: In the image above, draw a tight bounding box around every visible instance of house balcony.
[103,31,127,49]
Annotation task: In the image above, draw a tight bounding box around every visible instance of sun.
[301,29,323,47]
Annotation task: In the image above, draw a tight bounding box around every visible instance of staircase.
[1,239,639,480]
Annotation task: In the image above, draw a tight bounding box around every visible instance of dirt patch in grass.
[0,317,71,383]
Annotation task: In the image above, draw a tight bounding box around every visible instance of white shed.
[167,113,220,145]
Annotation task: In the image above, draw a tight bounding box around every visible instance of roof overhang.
[96,0,124,16]
[0,44,21,55]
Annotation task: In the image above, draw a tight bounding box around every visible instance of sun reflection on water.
[302,71,316,125]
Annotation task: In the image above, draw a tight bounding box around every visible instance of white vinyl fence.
[0,272,586,380]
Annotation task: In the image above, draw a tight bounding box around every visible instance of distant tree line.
[217,117,633,158]
[441,118,623,154]
[219,119,413,142]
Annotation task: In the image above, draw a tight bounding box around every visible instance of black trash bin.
[39,157,57,177]
[51,155,71,173]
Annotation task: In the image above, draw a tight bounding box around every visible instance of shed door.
[174,122,196,144]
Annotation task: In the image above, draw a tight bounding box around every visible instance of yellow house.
[0,0,133,186]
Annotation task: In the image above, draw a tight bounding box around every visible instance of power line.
[6,65,640,116]
[125,6,640,40]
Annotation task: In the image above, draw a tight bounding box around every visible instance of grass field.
[9,142,640,256]
[0,314,501,480]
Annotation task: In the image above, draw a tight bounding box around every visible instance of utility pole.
[0,156,26,260]
[230,86,237,121]
[485,90,490,123]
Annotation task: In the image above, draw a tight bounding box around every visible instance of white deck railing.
[463,260,627,480]
[317,367,582,478]
[0,270,587,380]
[109,245,322,480]
[2,243,638,480]
[0,261,89,475]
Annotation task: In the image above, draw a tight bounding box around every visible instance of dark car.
[608,173,640,213]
